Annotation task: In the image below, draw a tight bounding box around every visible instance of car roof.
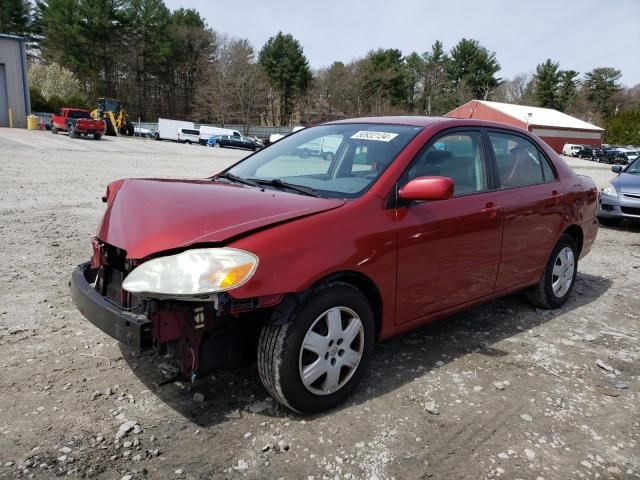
[325,116,444,127]
[323,116,531,132]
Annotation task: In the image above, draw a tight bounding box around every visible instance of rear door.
[483,130,564,291]
[395,129,504,324]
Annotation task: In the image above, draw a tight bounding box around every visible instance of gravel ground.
[0,128,638,480]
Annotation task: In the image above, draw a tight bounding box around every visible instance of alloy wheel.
[298,306,364,396]
[551,246,575,297]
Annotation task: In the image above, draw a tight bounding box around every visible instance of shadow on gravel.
[122,271,611,427]
[599,221,640,233]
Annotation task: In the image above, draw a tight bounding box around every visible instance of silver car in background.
[597,157,640,226]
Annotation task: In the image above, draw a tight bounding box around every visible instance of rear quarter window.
[488,132,556,188]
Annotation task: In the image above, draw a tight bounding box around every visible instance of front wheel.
[68,124,77,138]
[257,282,375,414]
[525,234,578,309]
[93,133,102,140]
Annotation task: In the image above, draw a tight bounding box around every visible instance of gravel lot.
[0,128,638,479]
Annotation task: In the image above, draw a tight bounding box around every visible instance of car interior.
[406,134,487,195]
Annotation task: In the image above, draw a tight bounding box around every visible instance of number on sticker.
[351,131,399,142]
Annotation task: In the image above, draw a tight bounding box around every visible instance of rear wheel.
[51,125,58,134]
[597,216,623,227]
[93,133,102,140]
[525,234,578,309]
[257,282,375,414]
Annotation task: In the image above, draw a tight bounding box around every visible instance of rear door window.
[488,132,555,188]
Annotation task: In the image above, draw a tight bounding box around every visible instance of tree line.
[2,0,639,143]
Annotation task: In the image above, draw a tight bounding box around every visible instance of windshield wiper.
[214,172,260,188]
[249,178,319,197]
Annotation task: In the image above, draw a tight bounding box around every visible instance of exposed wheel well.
[313,271,383,340]
[563,224,583,255]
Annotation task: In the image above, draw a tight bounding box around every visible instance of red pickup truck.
[50,108,106,140]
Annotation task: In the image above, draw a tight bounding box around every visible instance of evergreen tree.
[584,67,622,117]
[0,0,31,37]
[533,59,561,108]
[557,70,579,112]
[422,40,449,114]
[447,38,501,100]
[259,32,312,126]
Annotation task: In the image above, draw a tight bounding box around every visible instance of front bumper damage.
[70,263,152,349]
[70,260,281,380]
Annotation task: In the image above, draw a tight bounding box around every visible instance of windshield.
[625,157,640,175]
[67,110,91,119]
[226,123,422,198]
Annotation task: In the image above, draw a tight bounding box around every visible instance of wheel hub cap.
[551,246,575,298]
[298,306,364,396]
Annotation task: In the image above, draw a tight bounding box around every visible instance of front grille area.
[621,206,640,216]
[95,242,143,310]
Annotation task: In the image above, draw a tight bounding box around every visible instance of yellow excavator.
[91,98,135,136]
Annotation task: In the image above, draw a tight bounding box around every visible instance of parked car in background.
[70,117,598,413]
[216,134,260,150]
[50,108,106,140]
[575,145,600,160]
[134,127,155,138]
[597,157,640,226]
[595,146,623,164]
[177,128,200,144]
[614,148,639,165]
[199,126,242,145]
[562,143,583,157]
[293,134,343,160]
[247,136,264,148]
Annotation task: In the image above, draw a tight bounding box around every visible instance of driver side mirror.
[399,176,454,202]
[611,165,623,174]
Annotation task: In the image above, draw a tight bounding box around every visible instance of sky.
[165,0,640,86]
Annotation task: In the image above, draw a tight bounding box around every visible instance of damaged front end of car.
[70,239,283,382]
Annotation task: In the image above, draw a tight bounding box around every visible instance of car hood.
[97,178,345,259]
[614,173,640,194]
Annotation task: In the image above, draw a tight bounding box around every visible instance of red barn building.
[446,100,603,153]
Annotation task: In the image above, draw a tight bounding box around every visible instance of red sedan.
[70,117,598,413]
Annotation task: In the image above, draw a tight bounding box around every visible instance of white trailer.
[157,118,195,142]
[199,125,241,145]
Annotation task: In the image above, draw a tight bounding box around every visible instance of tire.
[597,216,623,227]
[324,152,335,161]
[257,282,375,414]
[186,140,192,145]
[51,125,58,134]
[93,133,102,140]
[68,124,77,138]
[525,234,578,309]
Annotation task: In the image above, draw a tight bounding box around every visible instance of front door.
[395,130,503,325]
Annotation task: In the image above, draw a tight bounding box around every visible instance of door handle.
[549,190,562,206]
[481,202,501,219]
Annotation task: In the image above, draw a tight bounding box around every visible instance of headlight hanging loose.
[122,248,258,298]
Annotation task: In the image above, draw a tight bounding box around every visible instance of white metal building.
[0,34,30,128]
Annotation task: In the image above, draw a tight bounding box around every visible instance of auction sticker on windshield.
[351,131,399,142]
